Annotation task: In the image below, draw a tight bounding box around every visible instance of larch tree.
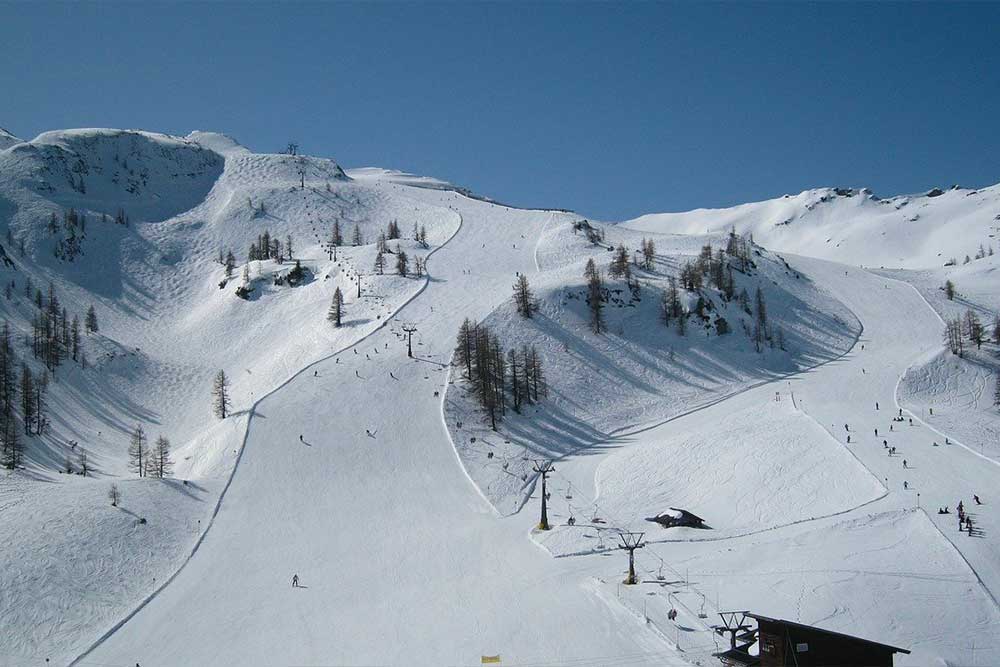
[212,370,231,419]
[351,223,363,247]
[328,287,344,327]
[19,363,33,435]
[108,483,120,507]
[609,244,630,280]
[151,435,173,478]
[586,265,605,335]
[373,248,386,275]
[127,424,147,477]
[396,246,409,276]
[513,274,536,318]
[641,238,655,270]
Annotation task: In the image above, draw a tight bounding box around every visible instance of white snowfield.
[624,183,1000,270]
[1,127,999,666]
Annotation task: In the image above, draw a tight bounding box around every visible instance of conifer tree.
[19,363,33,435]
[151,435,173,478]
[328,287,344,327]
[71,315,80,362]
[85,305,99,334]
[513,274,536,318]
[396,247,409,276]
[373,248,386,275]
[212,370,231,419]
[641,238,655,270]
[609,244,630,279]
[454,318,476,380]
[586,266,605,334]
[351,223,363,247]
[33,369,47,435]
[128,424,147,477]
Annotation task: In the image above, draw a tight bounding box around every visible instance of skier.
[390,372,398,380]
[975,495,982,505]
[845,423,849,431]
[903,481,908,490]
[299,434,303,442]
[355,370,360,378]
[929,407,933,415]
[883,440,888,448]
[314,370,318,377]
[292,574,299,588]
[890,424,893,432]
[847,435,851,443]
[902,459,907,469]
[958,500,965,513]
[876,402,879,410]
[875,428,878,437]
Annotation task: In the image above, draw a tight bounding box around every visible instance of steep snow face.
[0,129,225,222]
[623,184,1000,270]
[0,127,21,150]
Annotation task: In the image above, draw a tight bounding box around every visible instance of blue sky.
[2,2,998,220]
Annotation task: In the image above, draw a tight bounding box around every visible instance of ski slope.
[3,125,1000,667]
[76,189,685,667]
[529,257,1000,666]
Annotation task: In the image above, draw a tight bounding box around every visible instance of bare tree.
[108,483,120,507]
[212,370,231,419]
[127,424,147,477]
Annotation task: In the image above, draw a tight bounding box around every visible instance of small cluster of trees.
[126,423,173,478]
[49,208,87,261]
[248,230,293,263]
[454,319,546,430]
[412,222,428,249]
[29,282,93,371]
[373,242,421,278]
[0,320,54,469]
[386,220,401,240]
[943,309,998,356]
[572,219,605,246]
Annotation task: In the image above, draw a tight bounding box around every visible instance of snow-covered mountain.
[624,184,1000,269]
[2,125,1000,667]
[0,127,21,151]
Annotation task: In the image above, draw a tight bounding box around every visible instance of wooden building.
[714,611,910,667]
